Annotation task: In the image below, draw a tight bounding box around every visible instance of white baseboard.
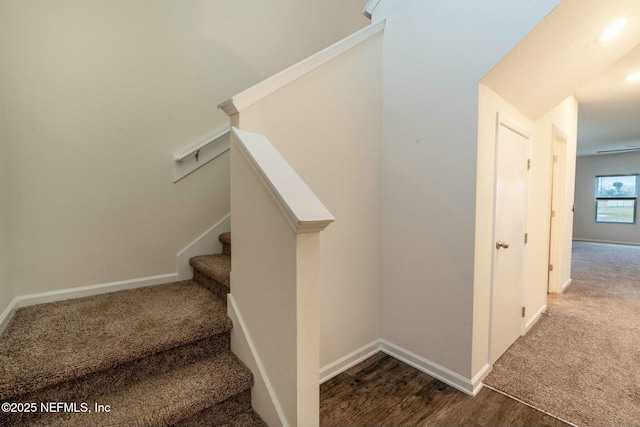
[0,297,19,337]
[380,339,482,396]
[318,338,484,396]
[472,363,492,395]
[524,304,547,334]
[176,214,231,280]
[320,340,382,384]
[1,216,232,335]
[573,238,640,246]
[0,273,178,336]
[228,294,287,427]
[562,278,572,292]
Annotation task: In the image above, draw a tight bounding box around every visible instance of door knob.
[496,241,510,249]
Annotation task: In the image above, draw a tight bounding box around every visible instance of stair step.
[0,231,267,426]
[190,254,231,300]
[8,351,254,427]
[0,281,231,402]
[220,232,232,256]
[171,392,268,427]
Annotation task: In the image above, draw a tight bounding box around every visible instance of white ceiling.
[574,43,640,156]
[482,0,640,157]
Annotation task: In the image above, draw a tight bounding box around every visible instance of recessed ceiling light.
[599,18,628,42]
[627,72,640,82]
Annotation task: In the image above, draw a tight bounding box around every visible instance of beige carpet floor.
[484,241,640,427]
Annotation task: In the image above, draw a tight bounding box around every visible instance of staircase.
[0,233,267,427]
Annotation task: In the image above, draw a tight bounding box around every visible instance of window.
[595,175,638,224]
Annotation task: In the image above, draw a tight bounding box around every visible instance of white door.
[548,134,566,293]
[490,117,530,363]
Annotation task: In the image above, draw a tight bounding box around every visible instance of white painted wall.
[574,151,640,245]
[235,34,383,369]
[0,0,367,299]
[374,0,560,380]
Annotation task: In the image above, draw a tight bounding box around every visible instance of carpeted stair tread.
[13,351,254,427]
[219,232,231,246]
[190,254,231,288]
[223,410,269,427]
[0,281,231,400]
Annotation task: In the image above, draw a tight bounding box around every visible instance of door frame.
[547,124,569,294]
[488,112,532,364]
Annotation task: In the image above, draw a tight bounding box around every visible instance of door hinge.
[549,264,554,272]
[551,210,556,218]
[553,155,558,163]
[524,233,528,244]
[522,307,526,318]
[527,159,531,170]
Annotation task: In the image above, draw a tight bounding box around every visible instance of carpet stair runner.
[0,232,267,427]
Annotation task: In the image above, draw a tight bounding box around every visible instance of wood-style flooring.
[320,352,569,427]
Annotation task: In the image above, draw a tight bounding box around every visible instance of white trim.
[524,304,546,334]
[176,214,231,280]
[562,278,572,292]
[317,338,489,396]
[0,297,19,336]
[0,273,177,335]
[173,126,230,183]
[573,237,640,246]
[218,20,385,116]
[499,117,532,140]
[471,364,492,395]
[552,123,569,141]
[232,128,334,234]
[228,294,288,427]
[362,0,382,19]
[380,340,483,396]
[319,340,381,384]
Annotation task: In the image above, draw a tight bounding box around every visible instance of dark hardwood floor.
[320,352,569,427]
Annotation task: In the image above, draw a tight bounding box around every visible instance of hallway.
[484,241,640,427]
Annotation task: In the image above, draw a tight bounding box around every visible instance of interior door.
[491,117,530,364]
[547,134,566,293]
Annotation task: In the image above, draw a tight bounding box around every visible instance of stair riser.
[0,333,230,425]
[193,270,229,303]
[219,232,231,257]
[170,389,253,427]
[222,242,231,256]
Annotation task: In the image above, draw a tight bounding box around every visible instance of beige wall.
[1,0,367,298]
[574,151,640,245]
[236,34,383,368]
[0,0,13,312]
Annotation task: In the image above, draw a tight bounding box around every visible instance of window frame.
[594,174,639,224]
